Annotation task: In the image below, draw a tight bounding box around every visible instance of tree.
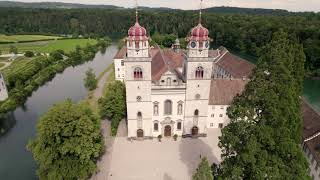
[218,31,309,179]
[50,50,63,60]
[27,99,103,180]
[24,51,34,57]
[9,45,18,54]
[98,81,126,136]
[84,68,97,91]
[192,157,213,180]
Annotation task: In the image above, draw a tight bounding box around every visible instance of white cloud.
[6,0,320,12]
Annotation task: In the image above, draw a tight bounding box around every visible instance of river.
[0,45,117,180]
[303,78,320,112]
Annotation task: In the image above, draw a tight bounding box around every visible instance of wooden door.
[164,125,171,137]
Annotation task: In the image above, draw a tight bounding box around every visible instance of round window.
[195,94,201,100]
[191,41,196,48]
[137,96,142,102]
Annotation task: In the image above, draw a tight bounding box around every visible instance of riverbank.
[0,45,118,180]
[0,40,110,116]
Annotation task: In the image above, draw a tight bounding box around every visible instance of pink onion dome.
[127,22,148,41]
[188,23,209,41]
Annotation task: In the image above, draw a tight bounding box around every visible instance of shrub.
[84,68,97,91]
[24,51,34,57]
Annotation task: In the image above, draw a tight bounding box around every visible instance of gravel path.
[93,70,112,99]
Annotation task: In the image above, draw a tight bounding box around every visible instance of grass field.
[38,39,97,53]
[0,34,61,43]
[0,39,97,54]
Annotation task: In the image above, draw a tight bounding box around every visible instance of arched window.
[134,67,143,79]
[153,104,159,115]
[154,122,158,131]
[177,103,183,115]
[195,66,204,79]
[194,109,199,116]
[164,100,172,115]
[137,112,142,120]
[166,77,171,86]
[135,41,140,48]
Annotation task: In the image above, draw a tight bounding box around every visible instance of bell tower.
[187,0,211,58]
[124,0,152,138]
[126,3,149,58]
[184,0,213,136]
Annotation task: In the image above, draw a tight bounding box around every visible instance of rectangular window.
[211,114,214,118]
[219,123,223,128]
[210,123,213,127]
[219,114,223,117]
[177,104,183,115]
[220,106,224,109]
[121,60,124,66]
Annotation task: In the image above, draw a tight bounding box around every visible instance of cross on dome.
[127,0,148,41]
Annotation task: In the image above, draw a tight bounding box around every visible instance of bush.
[50,50,63,60]
[24,51,34,57]
[84,68,97,91]
[9,45,18,54]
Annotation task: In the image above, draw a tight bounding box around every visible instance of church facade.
[114,14,254,138]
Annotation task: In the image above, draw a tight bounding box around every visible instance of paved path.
[93,70,112,98]
[90,67,116,180]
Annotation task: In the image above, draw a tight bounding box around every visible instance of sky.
[5,0,320,12]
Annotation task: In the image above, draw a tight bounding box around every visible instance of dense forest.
[0,7,319,76]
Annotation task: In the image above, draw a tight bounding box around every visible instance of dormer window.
[134,67,143,79]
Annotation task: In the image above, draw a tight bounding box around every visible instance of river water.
[0,45,117,180]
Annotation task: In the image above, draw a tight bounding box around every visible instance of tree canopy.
[98,80,126,136]
[27,99,103,180]
[217,30,309,179]
[192,157,213,180]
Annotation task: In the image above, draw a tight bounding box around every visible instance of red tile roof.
[302,100,320,140]
[151,47,184,82]
[209,78,248,105]
[302,100,320,163]
[113,46,127,59]
[217,50,255,78]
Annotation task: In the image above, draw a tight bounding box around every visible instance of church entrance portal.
[191,126,199,136]
[164,125,171,137]
[137,129,144,138]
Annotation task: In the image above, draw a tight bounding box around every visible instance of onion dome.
[127,22,148,41]
[188,23,209,41]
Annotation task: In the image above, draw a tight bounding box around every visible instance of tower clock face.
[191,41,196,48]
[205,41,209,48]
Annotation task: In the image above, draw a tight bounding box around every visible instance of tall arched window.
[177,103,183,115]
[135,41,140,48]
[164,100,172,115]
[134,67,143,79]
[194,109,199,116]
[137,112,142,120]
[195,66,204,79]
[153,104,159,115]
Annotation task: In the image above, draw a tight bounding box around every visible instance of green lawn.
[0,39,97,54]
[0,34,61,43]
[38,39,97,53]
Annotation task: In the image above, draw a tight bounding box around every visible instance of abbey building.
[113,13,254,138]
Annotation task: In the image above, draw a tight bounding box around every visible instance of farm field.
[0,38,97,54]
[0,34,61,43]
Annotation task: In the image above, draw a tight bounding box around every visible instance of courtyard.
[107,128,222,180]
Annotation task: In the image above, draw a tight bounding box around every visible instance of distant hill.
[0,1,122,9]
[0,1,303,16]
